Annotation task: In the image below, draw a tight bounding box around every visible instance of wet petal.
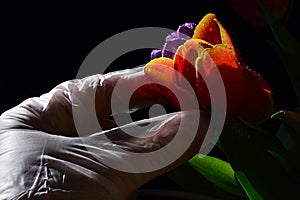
[192,13,222,46]
[146,13,274,123]
[240,67,274,122]
[195,45,247,115]
[144,57,179,108]
[192,13,236,57]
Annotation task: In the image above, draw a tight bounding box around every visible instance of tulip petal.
[240,67,274,123]
[146,13,274,123]
[174,39,214,89]
[192,13,236,54]
[174,40,199,90]
[195,44,248,116]
[192,13,222,46]
[144,57,179,108]
[145,57,175,85]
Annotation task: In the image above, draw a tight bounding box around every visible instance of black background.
[1,0,300,197]
[1,1,299,114]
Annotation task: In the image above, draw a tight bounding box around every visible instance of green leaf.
[267,149,293,172]
[188,154,246,197]
[220,117,298,200]
[255,0,300,104]
[167,161,247,200]
[235,171,264,200]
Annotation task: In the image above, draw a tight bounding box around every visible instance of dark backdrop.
[1,0,299,197]
[2,1,299,114]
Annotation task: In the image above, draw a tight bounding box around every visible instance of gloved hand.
[0,66,209,200]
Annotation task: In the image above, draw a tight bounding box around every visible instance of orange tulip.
[145,13,274,124]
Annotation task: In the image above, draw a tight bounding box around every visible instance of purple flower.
[177,22,197,39]
[150,49,162,60]
[150,22,196,60]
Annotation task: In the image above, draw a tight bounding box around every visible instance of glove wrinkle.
[0,66,211,199]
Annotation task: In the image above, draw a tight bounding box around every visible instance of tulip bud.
[145,13,275,124]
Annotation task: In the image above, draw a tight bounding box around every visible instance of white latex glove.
[0,66,209,200]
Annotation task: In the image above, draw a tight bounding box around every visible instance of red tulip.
[145,13,274,124]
